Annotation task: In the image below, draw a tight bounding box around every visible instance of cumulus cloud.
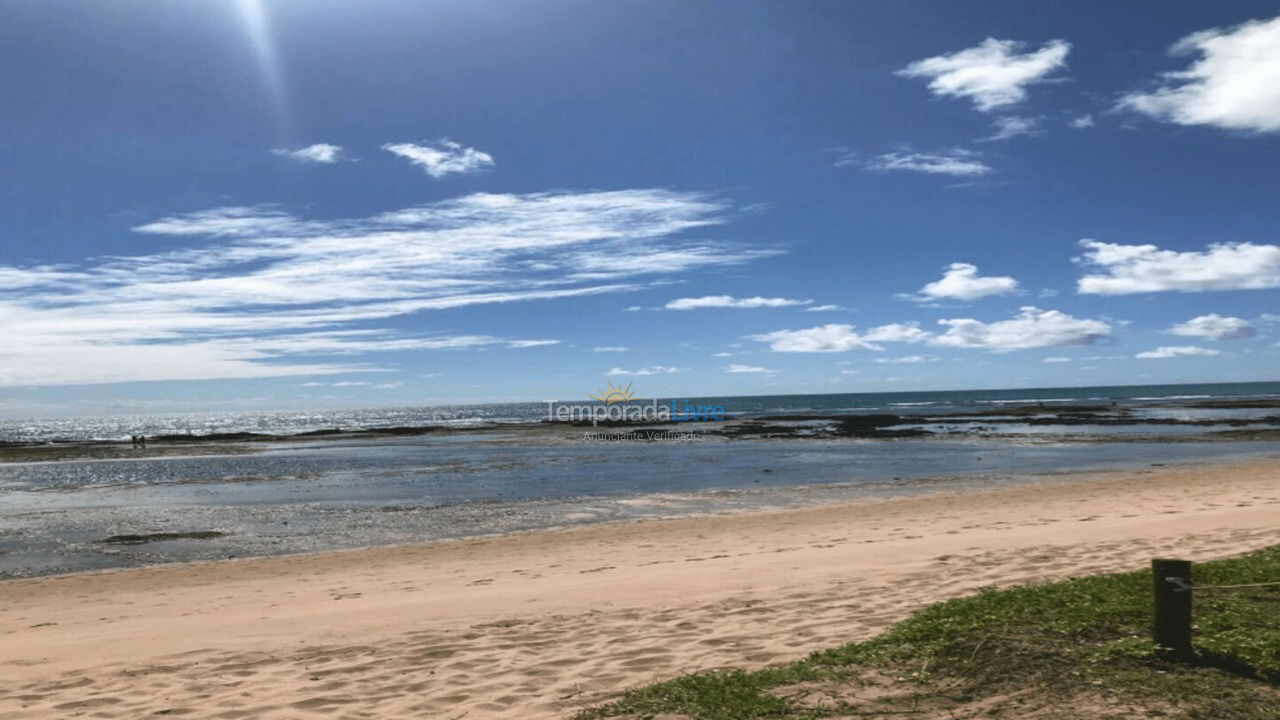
[931,306,1111,351]
[867,150,992,176]
[664,295,812,310]
[1136,345,1222,359]
[272,143,344,163]
[726,364,773,373]
[382,139,495,178]
[1168,314,1256,340]
[805,304,844,312]
[607,366,683,376]
[1076,240,1280,294]
[916,263,1019,301]
[898,38,1071,111]
[1118,16,1280,133]
[862,322,932,343]
[1070,114,1096,129]
[0,189,773,386]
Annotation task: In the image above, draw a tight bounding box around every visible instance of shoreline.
[4,395,1280,462]
[3,456,1279,718]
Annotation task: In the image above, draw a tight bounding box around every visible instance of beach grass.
[579,545,1280,719]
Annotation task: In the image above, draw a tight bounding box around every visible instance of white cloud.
[1070,114,1096,129]
[875,355,935,364]
[1118,16,1280,133]
[986,115,1041,140]
[1169,314,1256,340]
[1043,356,1073,363]
[382,139,495,178]
[506,339,560,348]
[607,366,683,376]
[592,346,630,352]
[863,322,932,343]
[711,352,734,357]
[917,262,1019,301]
[931,306,1111,351]
[804,304,844,312]
[1076,240,1280,294]
[898,38,1071,111]
[751,324,882,353]
[0,189,770,386]
[272,143,344,164]
[1136,345,1222,359]
[664,295,812,310]
[725,364,773,373]
[867,150,992,176]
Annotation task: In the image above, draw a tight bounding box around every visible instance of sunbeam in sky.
[234,0,291,133]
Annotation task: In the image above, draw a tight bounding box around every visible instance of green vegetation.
[581,545,1280,719]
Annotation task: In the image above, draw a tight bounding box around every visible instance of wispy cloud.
[665,295,811,310]
[591,346,630,353]
[606,366,684,376]
[382,139,495,178]
[1118,16,1280,133]
[272,143,344,164]
[874,355,935,364]
[898,38,1071,112]
[0,189,771,386]
[984,115,1041,140]
[866,150,992,177]
[751,324,882,353]
[725,364,773,373]
[1136,345,1221,359]
[1076,240,1280,294]
[804,304,844,312]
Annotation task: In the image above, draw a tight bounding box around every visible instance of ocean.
[2,380,1278,578]
[4,380,1279,443]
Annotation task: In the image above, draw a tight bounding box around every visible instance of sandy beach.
[2,457,1278,719]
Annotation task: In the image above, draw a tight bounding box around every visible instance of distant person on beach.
[130,435,138,449]
[139,435,146,449]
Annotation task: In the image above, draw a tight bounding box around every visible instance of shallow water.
[2,435,1278,578]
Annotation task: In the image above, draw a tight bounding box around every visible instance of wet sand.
[1,457,1278,718]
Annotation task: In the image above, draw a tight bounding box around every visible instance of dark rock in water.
[99,531,227,545]
[363,426,440,435]
[295,428,344,436]
[150,432,271,442]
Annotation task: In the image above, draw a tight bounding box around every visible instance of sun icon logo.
[591,380,636,405]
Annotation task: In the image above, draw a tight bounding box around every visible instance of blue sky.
[2,0,1279,417]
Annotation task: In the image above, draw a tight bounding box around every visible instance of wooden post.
[1152,558,1193,659]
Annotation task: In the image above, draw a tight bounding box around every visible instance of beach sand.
[2,458,1278,719]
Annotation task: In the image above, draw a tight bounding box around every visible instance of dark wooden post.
[1152,558,1193,659]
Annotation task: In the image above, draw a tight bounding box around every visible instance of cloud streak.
[0,189,772,386]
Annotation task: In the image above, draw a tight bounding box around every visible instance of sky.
[2,0,1279,417]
